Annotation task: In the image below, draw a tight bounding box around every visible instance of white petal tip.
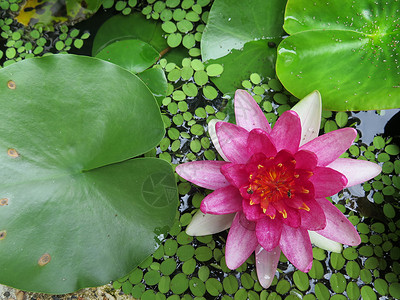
[185,210,234,236]
[292,90,322,112]
[309,231,343,253]
[207,119,229,161]
[291,91,322,146]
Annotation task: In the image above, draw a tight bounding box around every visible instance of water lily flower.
[176,90,381,288]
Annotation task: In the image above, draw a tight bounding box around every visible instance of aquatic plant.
[177,89,382,288]
[0,54,178,293]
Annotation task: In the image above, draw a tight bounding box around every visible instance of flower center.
[241,151,313,220]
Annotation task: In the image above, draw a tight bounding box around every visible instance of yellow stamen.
[291,160,296,164]
[299,202,310,211]
[280,209,288,218]
[306,171,314,179]
[250,200,255,206]
[301,187,310,194]
[294,174,299,178]
[258,164,264,169]
[262,208,266,213]
[277,163,283,167]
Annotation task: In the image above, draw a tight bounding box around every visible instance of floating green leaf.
[137,67,168,106]
[92,13,167,55]
[91,13,186,65]
[0,55,178,293]
[277,0,400,111]
[95,39,159,73]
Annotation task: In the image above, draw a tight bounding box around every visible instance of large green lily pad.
[200,0,286,94]
[276,0,400,111]
[0,54,178,293]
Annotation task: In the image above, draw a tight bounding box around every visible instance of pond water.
[0,1,399,299]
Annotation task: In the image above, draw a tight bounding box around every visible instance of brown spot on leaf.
[0,230,6,240]
[0,198,8,206]
[7,80,16,89]
[7,148,19,158]
[38,253,51,266]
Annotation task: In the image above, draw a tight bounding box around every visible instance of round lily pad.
[293,270,309,291]
[0,55,178,293]
[346,261,360,279]
[189,277,206,296]
[206,64,223,77]
[277,0,400,111]
[223,275,238,294]
[361,285,377,300]
[205,278,223,296]
[389,282,400,298]
[171,273,189,294]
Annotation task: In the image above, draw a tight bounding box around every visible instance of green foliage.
[0,15,90,67]
[276,0,400,111]
[201,0,286,94]
[91,13,187,65]
[0,55,178,293]
[103,0,138,15]
[141,0,211,53]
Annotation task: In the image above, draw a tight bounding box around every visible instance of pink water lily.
[176,90,381,288]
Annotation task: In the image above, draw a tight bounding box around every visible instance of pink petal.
[315,198,361,246]
[216,122,251,164]
[200,186,243,215]
[208,119,229,161]
[255,217,282,251]
[242,200,265,221]
[291,91,322,146]
[327,158,382,187]
[294,150,318,170]
[281,207,301,228]
[225,212,258,269]
[270,110,301,153]
[299,199,326,231]
[300,128,357,166]
[186,211,235,236]
[247,128,277,157]
[176,161,230,190]
[310,167,347,197]
[280,225,313,272]
[220,163,248,188]
[234,89,271,133]
[255,245,280,289]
